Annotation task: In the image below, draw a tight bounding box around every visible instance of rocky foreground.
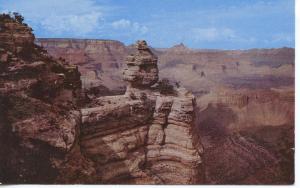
[0,14,203,184]
[0,13,85,183]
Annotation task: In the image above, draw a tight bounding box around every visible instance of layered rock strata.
[146,90,203,184]
[123,40,158,87]
[80,40,202,184]
[0,14,35,56]
[35,38,127,91]
[0,14,95,184]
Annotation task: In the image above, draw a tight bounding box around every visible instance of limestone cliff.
[80,40,203,184]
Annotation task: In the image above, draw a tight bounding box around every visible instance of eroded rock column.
[146,88,202,184]
[80,40,202,184]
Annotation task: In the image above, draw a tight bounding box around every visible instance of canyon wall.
[35,38,294,92]
[35,38,126,91]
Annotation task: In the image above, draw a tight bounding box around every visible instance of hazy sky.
[0,0,295,49]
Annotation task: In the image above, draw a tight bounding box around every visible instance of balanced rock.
[123,40,159,88]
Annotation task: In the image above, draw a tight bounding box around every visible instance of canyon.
[35,38,294,132]
[0,13,294,184]
[36,38,295,184]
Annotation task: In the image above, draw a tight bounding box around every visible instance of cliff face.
[0,14,95,183]
[80,41,203,184]
[35,38,127,91]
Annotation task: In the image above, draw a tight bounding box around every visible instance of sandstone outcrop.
[80,40,202,184]
[0,13,92,183]
[123,40,159,87]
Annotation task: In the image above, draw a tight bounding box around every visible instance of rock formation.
[123,40,159,87]
[0,14,202,184]
[0,13,35,57]
[0,13,94,184]
[80,40,203,184]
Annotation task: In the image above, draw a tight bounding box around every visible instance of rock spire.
[123,40,159,88]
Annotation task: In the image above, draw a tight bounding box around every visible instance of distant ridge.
[36,38,123,43]
[36,38,295,51]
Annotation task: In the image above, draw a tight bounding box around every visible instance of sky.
[0,0,295,49]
